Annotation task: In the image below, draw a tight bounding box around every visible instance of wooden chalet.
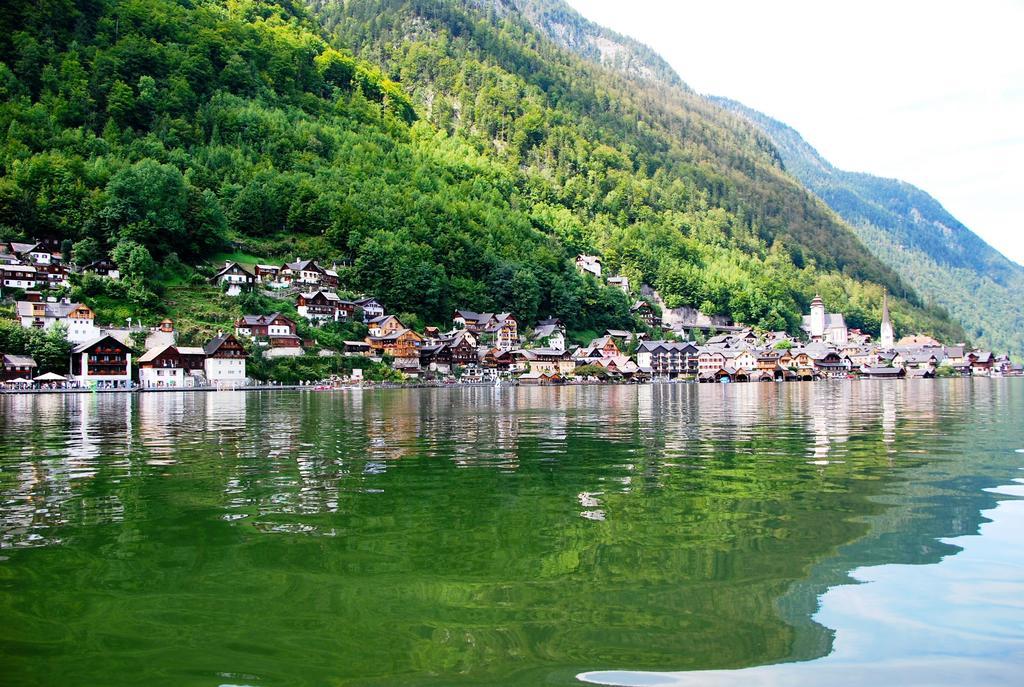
[72,334,132,385]
[1,354,37,382]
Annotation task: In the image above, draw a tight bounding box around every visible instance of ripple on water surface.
[0,381,1022,687]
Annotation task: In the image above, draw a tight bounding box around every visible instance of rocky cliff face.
[472,0,685,87]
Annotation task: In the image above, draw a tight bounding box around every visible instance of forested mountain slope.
[0,0,963,340]
[716,97,1024,356]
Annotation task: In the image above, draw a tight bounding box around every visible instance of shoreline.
[1,375,1017,396]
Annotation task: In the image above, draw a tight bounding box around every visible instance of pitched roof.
[9,242,38,254]
[532,323,561,339]
[204,334,234,356]
[300,290,341,302]
[353,297,381,307]
[137,344,177,363]
[862,366,905,376]
[238,312,287,326]
[72,334,127,354]
[176,346,206,356]
[213,261,256,278]
[285,259,323,272]
[2,354,37,367]
[801,313,847,331]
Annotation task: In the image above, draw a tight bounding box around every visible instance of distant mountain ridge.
[473,0,686,88]
[500,0,1020,355]
[714,97,1024,357]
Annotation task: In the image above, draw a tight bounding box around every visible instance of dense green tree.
[0,0,965,343]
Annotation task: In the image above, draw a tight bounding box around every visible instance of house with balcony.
[210,261,256,295]
[235,313,302,357]
[353,297,385,321]
[575,254,602,278]
[296,291,354,322]
[637,341,698,378]
[16,299,99,344]
[2,263,37,289]
[203,334,248,385]
[1,354,37,382]
[138,344,193,388]
[71,335,133,386]
[279,259,339,288]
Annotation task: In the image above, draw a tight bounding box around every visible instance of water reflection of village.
[0,379,1009,550]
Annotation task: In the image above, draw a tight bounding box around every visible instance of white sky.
[566,0,1024,265]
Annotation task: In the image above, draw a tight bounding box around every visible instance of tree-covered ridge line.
[713,97,1024,358]
[0,0,962,344]
[309,0,962,337]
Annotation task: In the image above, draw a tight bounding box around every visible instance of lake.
[1,380,1022,686]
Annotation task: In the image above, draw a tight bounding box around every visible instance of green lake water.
[1,380,1022,686]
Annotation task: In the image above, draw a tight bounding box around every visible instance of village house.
[453,311,519,351]
[353,297,385,321]
[808,347,851,378]
[296,290,354,322]
[2,241,57,265]
[16,299,99,343]
[788,349,817,380]
[418,342,449,373]
[607,275,630,293]
[235,313,298,340]
[696,349,727,377]
[210,261,256,295]
[941,345,970,373]
[518,371,564,385]
[756,350,790,381]
[514,348,576,377]
[279,259,339,288]
[637,341,698,378]
[531,318,566,351]
[367,314,406,338]
[81,258,120,279]
[71,334,133,386]
[366,328,424,373]
[897,334,941,348]
[605,329,647,345]
[764,331,795,347]
[801,295,848,346]
[577,335,622,361]
[343,340,372,357]
[235,313,302,356]
[862,366,906,379]
[591,354,640,378]
[254,264,282,284]
[844,329,871,346]
[630,300,660,328]
[176,346,208,376]
[1,354,37,382]
[575,254,602,278]
[840,345,876,369]
[725,349,759,373]
[968,350,994,376]
[482,348,515,375]
[442,332,479,368]
[203,334,248,385]
[138,344,192,388]
[2,263,37,289]
[31,262,70,289]
[893,349,940,376]
[420,331,478,374]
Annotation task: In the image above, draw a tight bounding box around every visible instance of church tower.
[880,293,895,348]
[810,295,825,340]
